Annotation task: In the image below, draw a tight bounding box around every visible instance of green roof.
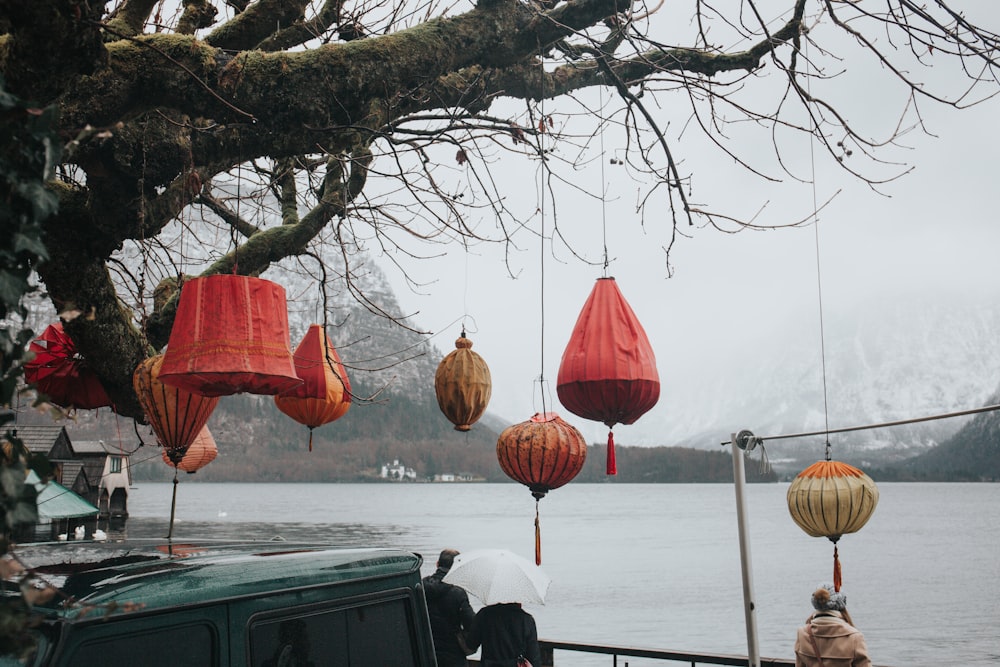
[26,471,99,520]
[11,541,423,620]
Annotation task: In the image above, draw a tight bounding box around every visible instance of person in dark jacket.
[467,602,542,667]
[422,549,477,667]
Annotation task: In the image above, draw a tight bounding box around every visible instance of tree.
[1,0,997,423]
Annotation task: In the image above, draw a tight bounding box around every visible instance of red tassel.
[308,429,314,452]
[534,502,541,565]
[833,545,842,592]
[606,430,617,476]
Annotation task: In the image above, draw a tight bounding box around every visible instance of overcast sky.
[379,6,1000,443]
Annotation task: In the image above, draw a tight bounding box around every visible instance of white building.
[380,459,416,481]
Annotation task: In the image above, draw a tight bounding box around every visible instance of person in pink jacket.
[794,584,872,667]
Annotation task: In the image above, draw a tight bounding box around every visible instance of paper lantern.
[158,274,302,397]
[434,331,491,431]
[133,354,219,455]
[557,277,659,475]
[787,459,879,590]
[274,324,352,451]
[24,322,113,410]
[497,412,587,564]
[162,426,218,473]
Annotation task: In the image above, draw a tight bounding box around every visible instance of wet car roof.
[7,540,423,620]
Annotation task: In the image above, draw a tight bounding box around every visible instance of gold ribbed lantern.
[787,459,879,590]
[434,330,491,431]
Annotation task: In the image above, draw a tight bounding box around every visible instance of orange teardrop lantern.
[787,460,879,591]
[434,329,492,431]
[133,354,220,455]
[274,324,352,451]
[162,425,218,473]
[557,277,659,476]
[497,412,587,564]
[158,274,303,397]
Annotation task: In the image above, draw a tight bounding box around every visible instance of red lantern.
[24,322,113,410]
[434,330,492,431]
[158,275,302,397]
[162,426,218,473]
[133,354,219,455]
[557,277,660,475]
[274,324,352,451]
[497,412,587,564]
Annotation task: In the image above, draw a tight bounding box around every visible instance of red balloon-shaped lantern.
[274,324,352,451]
[557,277,660,475]
[162,425,218,473]
[158,274,302,397]
[434,330,492,432]
[24,322,113,410]
[497,412,587,564]
[133,354,220,455]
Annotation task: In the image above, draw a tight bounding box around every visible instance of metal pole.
[731,431,760,667]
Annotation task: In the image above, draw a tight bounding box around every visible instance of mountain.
[877,391,1000,481]
[640,288,1000,472]
[15,252,1000,480]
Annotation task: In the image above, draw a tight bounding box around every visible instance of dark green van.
[3,540,437,666]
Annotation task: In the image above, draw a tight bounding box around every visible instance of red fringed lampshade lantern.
[497,412,587,564]
[133,354,219,455]
[434,330,492,432]
[158,275,302,397]
[787,460,879,591]
[24,322,113,410]
[162,425,218,473]
[557,277,660,475]
[274,324,352,451]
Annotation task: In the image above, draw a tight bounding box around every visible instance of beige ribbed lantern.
[434,330,491,431]
[787,459,879,590]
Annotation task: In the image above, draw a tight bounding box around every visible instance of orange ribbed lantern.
[162,425,218,473]
[787,459,879,590]
[274,324,352,451]
[435,330,491,432]
[133,354,219,455]
[497,412,587,564]
[557,277,659,475]
[158,275,302,397]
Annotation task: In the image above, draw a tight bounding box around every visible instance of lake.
[119,481,998,666]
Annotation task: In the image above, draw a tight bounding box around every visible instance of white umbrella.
[442,549,551,605]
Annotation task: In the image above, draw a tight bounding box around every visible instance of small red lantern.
[557,277,660,475]
[24,322,113,410]
[434,330,492,431]
[497,412,587,564]
[158,274,302,397]
[133,354,219,455]
[787,460,879,591]
[274,324,352,451]
[162,426,218,473]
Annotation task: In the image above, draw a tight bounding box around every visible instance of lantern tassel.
[833,545,842,592]
[606,430,617,476]
[308,428,314,452]
[534,501,541,566]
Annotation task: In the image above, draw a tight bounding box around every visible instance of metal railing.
[537,639,797,666]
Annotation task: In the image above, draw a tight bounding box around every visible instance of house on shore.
[15,425,132,534]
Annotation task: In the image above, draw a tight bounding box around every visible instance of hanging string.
[599,86,610,276]
[537,51,548,418]
[804,33,832,462]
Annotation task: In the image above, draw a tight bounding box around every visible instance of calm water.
[118,481,999,667]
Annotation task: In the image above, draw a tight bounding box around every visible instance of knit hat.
[811,583,847,612]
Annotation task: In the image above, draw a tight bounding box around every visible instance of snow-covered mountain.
[269,252,1000,471]
[637,289,1000,469]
